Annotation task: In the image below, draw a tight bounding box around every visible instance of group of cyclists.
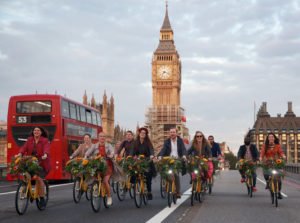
[13,125,286,213]
[237,133,286,199]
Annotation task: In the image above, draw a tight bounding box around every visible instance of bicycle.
[265,159,285,207]
[133,172,149,208]
[116,174,134,201]
[90,172,110,212]
[73,174,91,203]
[188,156,207,206]
[15,172,49,215]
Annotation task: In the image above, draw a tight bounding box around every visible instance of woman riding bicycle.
[187,131,212,182]
[84,132,114,206]
[130,127,155,200]
[15,126,50,208]
[260,132,286,199]
[70,133,93,159]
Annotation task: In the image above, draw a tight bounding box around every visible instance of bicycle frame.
[269,169,281,207]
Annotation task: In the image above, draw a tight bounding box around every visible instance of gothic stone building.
[249,102,300,164]
[83,91,115,142]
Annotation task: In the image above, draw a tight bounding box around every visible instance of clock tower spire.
[146,2,188,152]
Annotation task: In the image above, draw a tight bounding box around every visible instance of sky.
[0,0,300,153]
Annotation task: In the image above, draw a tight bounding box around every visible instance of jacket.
[158,137,187,158]
[237,144,259,161]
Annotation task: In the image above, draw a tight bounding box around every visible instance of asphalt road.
[0,170,299,223]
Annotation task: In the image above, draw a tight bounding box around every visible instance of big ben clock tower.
[146,2,189,152]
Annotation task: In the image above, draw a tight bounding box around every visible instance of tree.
[224,152,238,170]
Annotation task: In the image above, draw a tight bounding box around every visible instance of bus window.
[69,103,77,120]
[76,105,80,121]
[92,111,97,125]
[17,101,51,113]
[86,110,92,124]
[62,100,69,118]
[80,106,86,122]
[96,113,101,126]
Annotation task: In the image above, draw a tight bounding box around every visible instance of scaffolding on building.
[145,105,189,154]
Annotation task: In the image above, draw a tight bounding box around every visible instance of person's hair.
[134,127,153,149]
[208,135,214,140]
[83,133,91,138]
[169,127,177,132]
[30,126,48,138]
[264,132,279,152]
[192,131,209,150]
[126,130,133,135]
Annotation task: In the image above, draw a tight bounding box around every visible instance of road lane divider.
[0,182,73,196]
[146,187,192,223]
[257,177,288,198]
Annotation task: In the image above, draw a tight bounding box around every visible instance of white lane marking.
[146,187,192,223]
[257,177,288,198]
[0,182,73,196]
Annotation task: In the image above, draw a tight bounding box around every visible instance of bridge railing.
[284,163,300,174]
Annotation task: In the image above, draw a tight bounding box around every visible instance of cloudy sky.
[1,0,300,153]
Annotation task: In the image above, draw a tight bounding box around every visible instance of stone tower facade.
[146,3,189,152]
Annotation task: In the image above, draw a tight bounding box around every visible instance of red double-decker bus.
[6,94,102,180]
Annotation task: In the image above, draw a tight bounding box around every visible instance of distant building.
[83,91,115,142]
[249,102,300,163]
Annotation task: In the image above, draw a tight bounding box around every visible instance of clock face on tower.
[157,65,172,79]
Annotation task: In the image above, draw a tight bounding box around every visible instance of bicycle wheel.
[172,181,177,205]
[160,177,167,198]
[270,181,274,204]
[102,184,110,209]
[133,181,142,208]
[91,181,101,213]
[129,183,134,199]
[112,181,117,194]
[85,185,91,201]
[167,181,172,207]
[142,181,148,206]
[36,180,49,210]
[73,177,83,203]
[117,181,126,201]
[274,180,278,207]
[248,177,253,198]
[191,181,195,206]
[15,182,29,215]
[208,177,213,194]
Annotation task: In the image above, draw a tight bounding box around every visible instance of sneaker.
[176,193,181,199]
[107,196,112,205]
[147,192,153,200]
[252,187,257,192]
[278,192,283,199]
[240,178,245,183]
[265,183,269,190]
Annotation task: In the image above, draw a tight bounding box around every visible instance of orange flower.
[126,155,132,160]
[276,159,282,164]
[15,157,21,164]
[163,156,170,160]
[169,159,175,164]
[95,155,102,160]
[139,154,145,159]
[66,160,72,166]
[32,157,38,161]
[82,159,89,166]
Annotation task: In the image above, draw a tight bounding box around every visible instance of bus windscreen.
[16,101,52,113]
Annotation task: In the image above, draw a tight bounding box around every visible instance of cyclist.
[85,132,114,205]
[260,132,286,199]
[188,131,212,182]
[130,127,155,200]
[117,130,134,158]
[208,135,222,158]
[15,126,50,208]
[237,135,259,191]
[158,128,187,198]
[70,133,93,159]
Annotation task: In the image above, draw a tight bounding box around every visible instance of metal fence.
[284,163,300,174]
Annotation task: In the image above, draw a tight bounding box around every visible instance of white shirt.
[170,138,178,158]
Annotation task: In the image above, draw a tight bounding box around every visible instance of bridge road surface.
[0,170,299,223]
